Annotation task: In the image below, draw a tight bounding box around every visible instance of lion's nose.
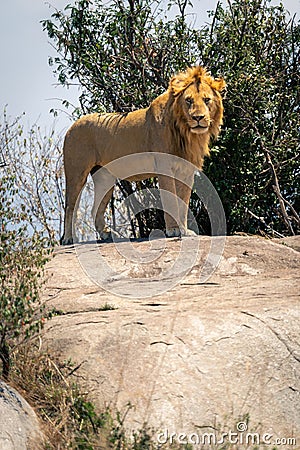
[192,115,205,122]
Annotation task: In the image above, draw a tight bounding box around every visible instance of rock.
[43,235,300,445]
[276,235,300,253]
[0,381,44,449]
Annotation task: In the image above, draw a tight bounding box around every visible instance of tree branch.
[246,208,285,238]
[253,125,295,235]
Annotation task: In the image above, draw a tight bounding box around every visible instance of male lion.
[61,66,225,245]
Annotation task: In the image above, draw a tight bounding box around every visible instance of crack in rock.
[241,310,300,363]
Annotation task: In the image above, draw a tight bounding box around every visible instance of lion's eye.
[204,98,211,105]
[185,98,193,106]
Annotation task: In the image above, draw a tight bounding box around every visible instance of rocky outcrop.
[43,235,300,446]
[0,381,44,449]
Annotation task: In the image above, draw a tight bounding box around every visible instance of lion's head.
[165,66,226,167]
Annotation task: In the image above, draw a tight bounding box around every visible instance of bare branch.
[252,125,295,235]
[246,209,285,238]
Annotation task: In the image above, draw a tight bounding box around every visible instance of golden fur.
[61,66,226,244]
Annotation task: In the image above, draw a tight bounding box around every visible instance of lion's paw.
[99,230,113,242]
[60,235,78,246]
[98,228,120,242]
[180,228,198,237]
[165,227,181,238]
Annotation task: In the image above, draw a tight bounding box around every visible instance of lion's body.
[65,109,152,167]
[61,67,225,244]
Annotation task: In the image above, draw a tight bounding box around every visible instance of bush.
[201,0,300,235]
[0,173,53,378]
[1,111,65,242]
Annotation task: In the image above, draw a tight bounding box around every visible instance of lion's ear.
[211,78,227,97]
[169,75,188,97]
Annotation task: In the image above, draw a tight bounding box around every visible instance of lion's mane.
[154,66,225,168]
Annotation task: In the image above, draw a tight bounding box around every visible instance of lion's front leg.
[158,175,181,237]
[175,179,190,232]
[174,178,196,236]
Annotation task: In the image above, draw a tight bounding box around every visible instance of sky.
[0,0,299,134]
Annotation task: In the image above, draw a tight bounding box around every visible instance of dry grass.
[9,340,113,449]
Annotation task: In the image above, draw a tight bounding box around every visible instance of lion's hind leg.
[92,187,114,241]
[61,171,88,245]
[91,167,116,241]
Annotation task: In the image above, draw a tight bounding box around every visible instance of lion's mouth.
[191,124,209,133]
